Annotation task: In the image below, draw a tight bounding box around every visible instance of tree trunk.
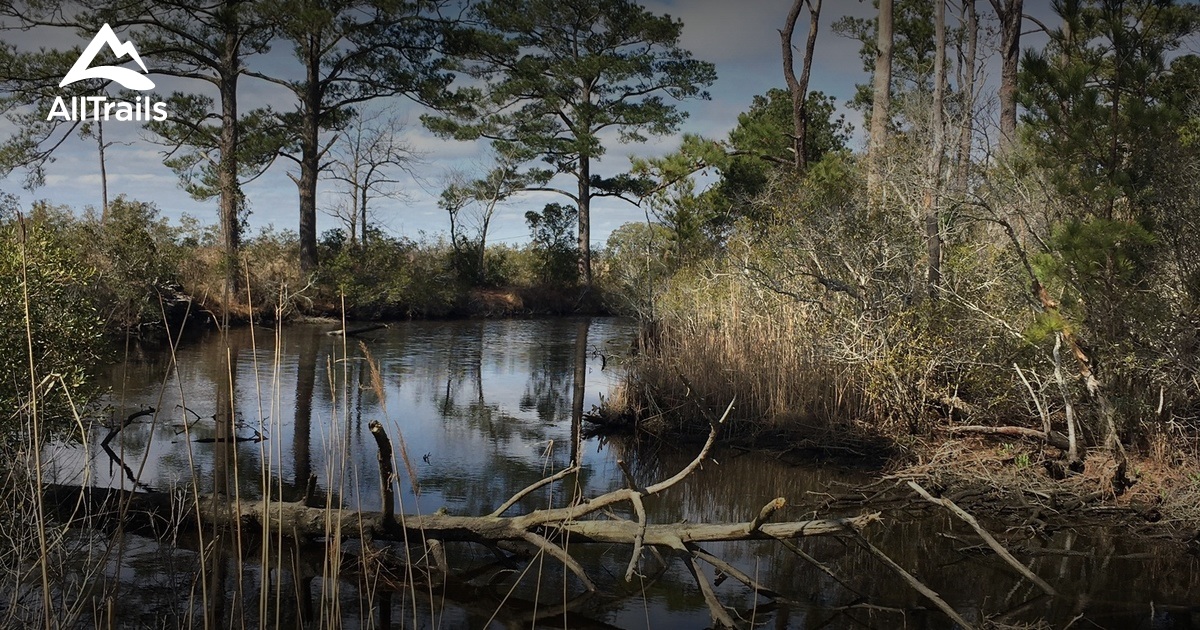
[867,0,894,196]
[781,0,822,172]
[97,119,109,222]
[577,155,592,286]
[298,39,322,275]
[48,483,875,550]
[218,47,242,302]
[925,0,946,301]
[360,178,368,248]
[955,0,978,194]
[991,0,1023,152]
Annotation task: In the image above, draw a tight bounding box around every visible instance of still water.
[45,318,1200,629]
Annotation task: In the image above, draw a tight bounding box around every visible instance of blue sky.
[0,0,1057,248]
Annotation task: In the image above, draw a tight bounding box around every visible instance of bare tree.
[325,111,420,248]
[78,120,129,221]
[780,0,823,172]
[867,0,894,195]
[439,148,522,283]
[989,0,1023,151]
[955,0,979,193]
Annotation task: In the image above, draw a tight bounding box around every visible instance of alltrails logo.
[46,24,168,122]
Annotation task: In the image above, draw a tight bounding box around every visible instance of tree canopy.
[425,0,716,285]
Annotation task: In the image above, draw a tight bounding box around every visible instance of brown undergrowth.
[895,434,1200,532]
[597,373,1200,535]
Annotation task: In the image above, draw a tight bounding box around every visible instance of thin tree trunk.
[97,119,109,221]
[925,0,947,301]
[990,0,1023,151]
[577,155,591,286]
[1107,76,1120,220]
[780,0,822,171]
[1052,334,1080,465]
[346,167,358,248]
[360,178,368,247]
[955,0,978,193]
[867,0,894,195]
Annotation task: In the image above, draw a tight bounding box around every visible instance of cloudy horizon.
[0,0,1054,248]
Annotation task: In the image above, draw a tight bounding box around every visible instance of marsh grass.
[0,249,597,630]
[614,279,890,450]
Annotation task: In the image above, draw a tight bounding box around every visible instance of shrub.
[318,233,461,318]
[525,203,580,286]
[82,197,186,330]
[0,211,104,431]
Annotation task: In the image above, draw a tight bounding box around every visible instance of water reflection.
[42,318,1200,629]
[50,319,626,515]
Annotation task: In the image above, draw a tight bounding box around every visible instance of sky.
[0,0,1059,248]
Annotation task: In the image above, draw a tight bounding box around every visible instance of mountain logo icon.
[60,23,155,91]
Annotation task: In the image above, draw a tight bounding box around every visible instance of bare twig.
[670,537,738,628]
[1013,363,1051,436]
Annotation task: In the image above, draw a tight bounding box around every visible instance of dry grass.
[612,276,895,448]
[897,432,1200,529]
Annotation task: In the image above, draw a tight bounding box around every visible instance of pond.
[43,318,1200,629]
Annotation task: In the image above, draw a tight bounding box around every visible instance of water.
[43,318,1200,629]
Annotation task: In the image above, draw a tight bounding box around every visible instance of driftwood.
[327,323,388,337]
[845,527,975,629]
[52,400,878,629]
[101,407,154,448]
[45,487,877,548]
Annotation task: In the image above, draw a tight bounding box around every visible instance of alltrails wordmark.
[48,24,168,122]
[46,96,167,122]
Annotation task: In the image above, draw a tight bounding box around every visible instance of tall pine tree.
[426,0,715,286]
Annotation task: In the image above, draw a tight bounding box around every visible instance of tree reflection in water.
[43,318,1200,629]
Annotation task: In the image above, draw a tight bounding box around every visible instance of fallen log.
[51,399,877,629]
[44,484,875,546]
[327,323,388,337]
[945,425,1071,450]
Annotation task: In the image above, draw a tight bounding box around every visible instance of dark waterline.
[43,318,1200,629]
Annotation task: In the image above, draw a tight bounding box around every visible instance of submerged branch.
[908,481,1057,597]
[51,403,876,630]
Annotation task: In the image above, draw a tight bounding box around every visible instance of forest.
[3,0,1200,628]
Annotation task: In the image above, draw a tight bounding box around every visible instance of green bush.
[318,232,461,318]
[525,203,580,286]
[84,197,186,330]
[0,212,104,431]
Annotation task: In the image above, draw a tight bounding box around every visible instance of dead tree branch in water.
[49,399,878,629]
[908,480,1057,597]
[327,323,388,337]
